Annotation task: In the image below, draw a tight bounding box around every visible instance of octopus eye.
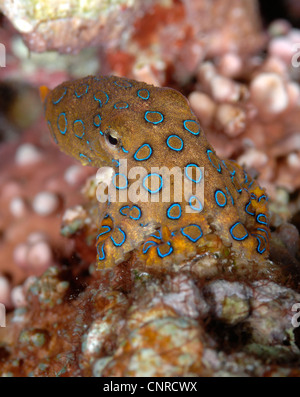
[108,134,118,146]
[104,128,120,148]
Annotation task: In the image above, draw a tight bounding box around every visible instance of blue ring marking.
[252,233,267,254]
[79,153,91,163]
[94,90,109,107]
[121,146,129,154]
[111,227,126,247]
[231,175,242,194]
[225,186,234,205]
[130,205,142,220]
[112,159,120,167]
[257,227,269,238]
[133,144,153,161]
[73,119,85,139]
[144,111,164,125]
[113,101,129,110]
[143,241,158,254]
[52,87,67,105]
[189,196,203,212]
[93,114,101,128]
[114,79,132,88]
[248,181,254,189]
[57,112,67,135]
[119,205,130,216]
[137,88,150,100]
[256,213,268,225]
[256,235,267,254]
[166,134,184,152]
[183,119,200,136]
[142,173,163,194]
[75,83,89,98]
[47,120,58,144]
[257,234,267,253]
[156,242,173,258]
[257,234,267,254]
[181,224,203,243]
[222,160,236,176]
[230,222,248,241]
[250,193,257,200]
[167,203,182,220]
[245,200,255,216]
[258,194,268,202]
[185,164,202,183]
[97,243,105,260]
[215,189,227,208]
[150,230,162,240]
[207,149,221,173]
[113,173,128,190]
[244,171,248,184]
[96,225,112,239]
[140,222,149,227]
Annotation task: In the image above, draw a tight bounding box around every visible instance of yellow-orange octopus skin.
[42,75,270,269]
